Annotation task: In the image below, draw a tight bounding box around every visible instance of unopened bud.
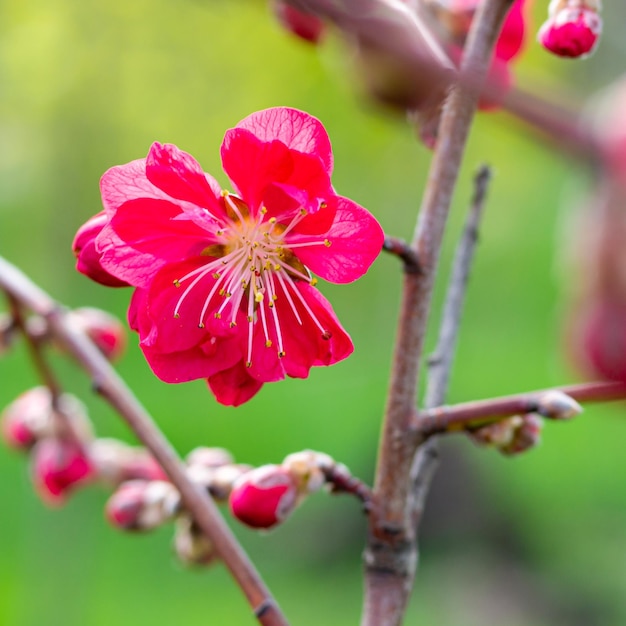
[1,387,92,450]
[469,416,524,448]
[187,463,252,501]
[499,414,544,456]
[282,450,334,494]
[173,515,218,566]
[538,4,602,59]
[30,438,94,505]
[106,479,180,531]
[90,438,167,485]
[185,447,233,469]
[69,307,126,361]
[229,465,299,529]
[271,0,325,44]
[73,211,129,287]
[536,390,582,420]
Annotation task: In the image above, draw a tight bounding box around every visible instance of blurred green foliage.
[2,1,626,624]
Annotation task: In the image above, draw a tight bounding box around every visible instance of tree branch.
[416,381,626,436]
[0,255,289,626]
[361,1,512,624]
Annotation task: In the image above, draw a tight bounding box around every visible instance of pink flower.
[84,107,383,406]
[538,5,602,59]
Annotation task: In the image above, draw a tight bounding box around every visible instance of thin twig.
[382,236,421,274]
[361,2,512,625]
[416,380,626,435]
[409,165,492,532]
[0,255,289,626]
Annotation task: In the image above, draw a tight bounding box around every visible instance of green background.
[1,1,626,624]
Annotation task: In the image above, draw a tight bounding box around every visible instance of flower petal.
[289,196,384,284]
[207,362,264,407]
[100,158,167,215]
[145,142,225,218]
[235,107,333,174]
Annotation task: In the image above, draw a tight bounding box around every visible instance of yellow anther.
[173,279,181,287]
[265,340,273,348]
[274,264,280,271]
[278,351,286,358]
[229,322,237,328]
[220,189,229,197]
[260,206,268,214]
[174,313,180,319]
[255,292,264,303]
[324,239,332,247]
[299,208,307,216]
[214,313,222,319]
[247,315,253,322]
[310,277,318,287]
[320,201,327,209]
[268,301,274,308]
[212,272,221,279]
[219,288,225,296]
[246,361,252,368]
[269,217,277,224]
[216,230,224,236]
[198,323,205,329]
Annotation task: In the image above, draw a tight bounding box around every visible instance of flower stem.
[0,255,289,626]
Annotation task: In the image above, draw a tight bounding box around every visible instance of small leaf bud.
[536,390,582,420]
[173,515,218,567]
[499,414,544,456]
[282,450,334,494]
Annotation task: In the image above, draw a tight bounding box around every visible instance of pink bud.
[229,465,298,529]
[105,479,179,531]
[538,8,601,58]
[31,438,93,505]
[72,212,129,287]
[2,387,55,449]
[271,1,325,44]
[69,307,126,361]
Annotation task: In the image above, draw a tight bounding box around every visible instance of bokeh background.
[2,1,626,624]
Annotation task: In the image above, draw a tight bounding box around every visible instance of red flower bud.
[30,438,93,505]
[69,307,126,361]
[538,7,601,58]
[73,211,129,287]
[271,1,325,44]
[229,465,299,529]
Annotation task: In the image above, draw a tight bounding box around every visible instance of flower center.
[172,192,332,367]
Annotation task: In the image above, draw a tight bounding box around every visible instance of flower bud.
[30,438,94,504]
[538,4,602,59]
[229,465,299,529]
[106,479,180,531]
[281,450,334,494]
[1,387,92,450]
[68,307,126,361]
[90,438,168,485]
[271,0,325,44]
[187,463,252,501]
[499,414,544,456]
[469,416,524,448]
[72,211,129,287]
[173,515,218,566]
[185,446,233,469]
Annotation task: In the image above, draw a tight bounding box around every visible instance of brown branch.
[0,255,289,626]
[409,164,492,533]
[416,381,626,436]
[284,0,597,158]
[361,2,512,625]
[382,236,421,274]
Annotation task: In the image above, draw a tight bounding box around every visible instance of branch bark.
[361,2,513,624]
[0,255,289,626]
